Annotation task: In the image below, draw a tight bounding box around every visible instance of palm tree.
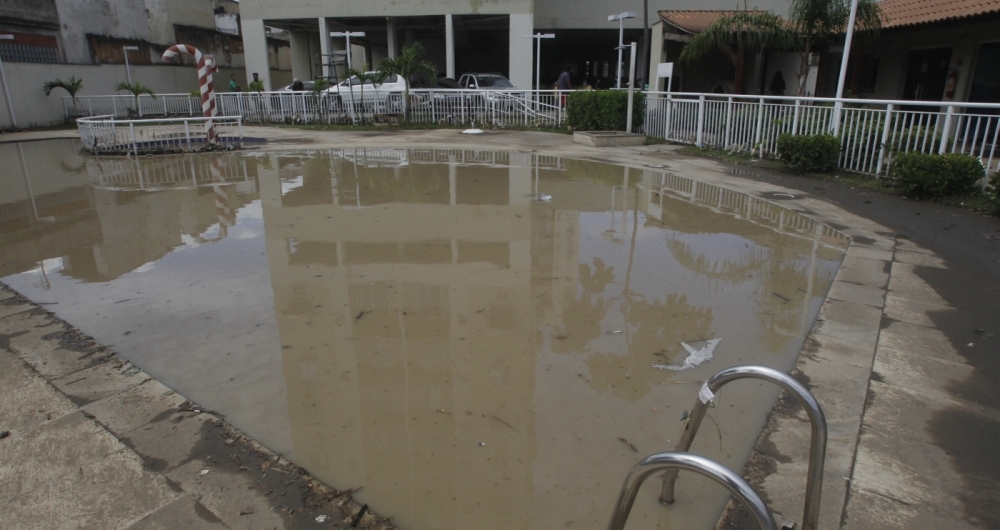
[679,9,793,94]
[376,42,437,122]
[43,76,85,117]
[788,0,882,95]
[114,81,155,117]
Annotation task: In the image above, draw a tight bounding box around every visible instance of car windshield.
[477,76,513,88]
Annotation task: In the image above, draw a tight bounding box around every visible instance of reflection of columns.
[509,153,532,204]
[449,154,457,205]
[387,18,397,59]
[17,144,39,225]
[258,156,282,209]
[508,14,533,90]
[445,14,455,79]
[241,18,272,90]
[319,17,333,79]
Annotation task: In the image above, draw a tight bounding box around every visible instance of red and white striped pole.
[161,44,217,143]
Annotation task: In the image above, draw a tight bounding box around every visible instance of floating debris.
[462,128,485,135]
[653,339,721,371]
[315,515,328,523]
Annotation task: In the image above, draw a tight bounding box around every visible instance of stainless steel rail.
[660,365,827,530]
[607,452,778,530]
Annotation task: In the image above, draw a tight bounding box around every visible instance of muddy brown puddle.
[0,140,848,530]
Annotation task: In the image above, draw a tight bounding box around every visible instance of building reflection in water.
[256,148,847,530]
[0,142,847,530]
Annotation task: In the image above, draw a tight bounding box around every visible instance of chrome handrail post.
[608,452,777,530]
[659,365,827,530]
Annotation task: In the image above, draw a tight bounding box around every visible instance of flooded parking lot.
[0,140,848,530]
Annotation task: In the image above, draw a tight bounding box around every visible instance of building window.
[0,32,59,64]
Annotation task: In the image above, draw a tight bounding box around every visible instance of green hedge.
[987,172,1000,211]
[566,90,645,132]
[889,152,985,199]
[776,134,841,173]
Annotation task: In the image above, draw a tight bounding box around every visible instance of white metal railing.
[66,90,1000,179]
[644,92,1000,178]
[77,115,246,154]
[63,94,203,119]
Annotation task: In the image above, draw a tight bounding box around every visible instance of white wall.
[240,0,532,19]
[0,62,265,128]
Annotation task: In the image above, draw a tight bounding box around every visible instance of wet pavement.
[0,140,847,530]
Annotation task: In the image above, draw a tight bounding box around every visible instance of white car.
[324,73,406,110]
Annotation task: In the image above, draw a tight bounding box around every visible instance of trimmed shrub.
[889,152,985,199]
[776,134,841,172]
[987,172,1000,211]
[566,90,645,132]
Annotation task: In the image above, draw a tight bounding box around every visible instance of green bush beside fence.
[889,152,985,199]
[776,134,841,172]
[566,90,645,132]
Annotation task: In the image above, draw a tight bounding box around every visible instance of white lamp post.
[832,0,861,135]
[123,45,139,85]
[330,31,366,71]
[608,11,636,89]
[0,34,16,128]
[524,33,555,90]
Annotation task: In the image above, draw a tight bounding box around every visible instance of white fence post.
[184,120,191,149]
[664,94,673,140]
[129,122,138,156]
[875,103,894,176]
[724,97,733,148]
[792,99,801,135]
[938,105,954,155]
[754,97,765,153]
[696,94,706,147]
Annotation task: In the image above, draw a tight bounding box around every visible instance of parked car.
[280,80,315,91]
[457,73,525,110]
[457,73,516,90]
[324,73,405,111]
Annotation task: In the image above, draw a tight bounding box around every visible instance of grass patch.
[679,145,998,215]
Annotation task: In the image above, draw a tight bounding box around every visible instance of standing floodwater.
[0,141,847,530]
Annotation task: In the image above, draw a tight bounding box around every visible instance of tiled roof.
[657,10,735,34]
[878,0,1000,28]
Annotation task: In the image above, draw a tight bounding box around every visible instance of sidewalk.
[0,287,393,530]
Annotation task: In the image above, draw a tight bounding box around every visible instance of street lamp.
[608,11,636,89]
[832,0,861,135]
[524,33,555,91]
[123,45,139,85]
[330,31,366,71]
[0,34,15,128]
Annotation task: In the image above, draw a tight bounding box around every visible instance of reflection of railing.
[638,170,850,249]
[86,154,251,191]
[77,115,252,155]
[661,365,827,530]
[607,452,778,530]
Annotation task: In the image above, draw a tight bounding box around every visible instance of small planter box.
[573,131,645,147]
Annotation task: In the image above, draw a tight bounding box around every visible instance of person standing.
[557,66,573,107]
[769,71,786,96]
[229,74,241,92]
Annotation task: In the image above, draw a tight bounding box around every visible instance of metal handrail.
[660,365,827,530]
[607,452,778,530]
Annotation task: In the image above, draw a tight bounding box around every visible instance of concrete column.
[508,14,533,90]
[319,17,333,79]
[387,18,397,59]
[241,18,272,90]
[648,22,665,91]
[445,14,456,79]
[289,31,312,82]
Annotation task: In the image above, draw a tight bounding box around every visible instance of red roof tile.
[878,0,1000,28]
[658,10,735,34]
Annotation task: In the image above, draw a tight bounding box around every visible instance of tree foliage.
[376,42,437,122]
[43,76,85,116]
